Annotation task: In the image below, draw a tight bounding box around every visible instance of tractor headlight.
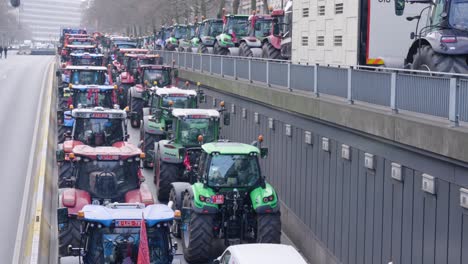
[263,195,274,203]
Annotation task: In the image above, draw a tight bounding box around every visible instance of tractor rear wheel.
[58,161,73,188]
[199,44,209,54]
[239,42,253,57]
[412,45,468,74]
[256,213,281,243]
[157,161,180,202]
[262,42,282,60]
[214,42,229,56]
[129,92,144,128]
[57,125,66,144]
[182,195,213,264]
[142,133,164,168]
[169,187,182,238]
[58,218,81,257]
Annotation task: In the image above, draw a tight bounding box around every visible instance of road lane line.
[12,59,54,264]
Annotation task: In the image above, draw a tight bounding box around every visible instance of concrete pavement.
[0,53,53,263]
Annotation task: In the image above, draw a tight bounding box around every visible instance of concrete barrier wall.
[182,75,468,264]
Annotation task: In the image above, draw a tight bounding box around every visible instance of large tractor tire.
[142,133,164,168]
[199,44,209,54]
[156,160,180,202]
[412,45,468,74]
[169,183,191,238]
[58,218,81,257]
[256,213,281,243]
[57,125,70,144]
[239,42,253,57]
[214,42,229,56]
[262,42,282,60]
[58,162,73,188]
[128,90,144,128]
[182,203,213,263]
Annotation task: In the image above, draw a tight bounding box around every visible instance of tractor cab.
[215,14,250,55]
[70,52,104,66]
[122,54,162,79]
[238,13,274,57]
[196,19,224,53]
[57,203,177,263]
[173,24,191,50]
[164,26,178,51]
[111,48,149,73]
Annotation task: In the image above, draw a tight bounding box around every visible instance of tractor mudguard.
[158,140,184,164]
[249,183,280,213]
[170,182,193,210]
[216,34,234,48]
[191,183,219,214]
[266,35,282,50]
[60,188,91,215]
[125,183,154,205]
[228,47,240,56]
[241,37,262,48]
[143,116,166,136]
[63,140,84,153]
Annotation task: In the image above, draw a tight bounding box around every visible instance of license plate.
[115,220,141,227]
[210,195,224,204]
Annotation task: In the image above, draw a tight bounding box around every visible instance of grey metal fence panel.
[317,66,347,98]
[186,53,193,69]
[396,74,450,118]
[201,54,210,72]
[211,56,222,75]
[291,64,314,92]
[269,62,288,87]
[223,57,234,77]
[236,59,249,80]
[193,54,201,71]
[352,70,391,106]
[458,80,468,122]
[251,60,267,83]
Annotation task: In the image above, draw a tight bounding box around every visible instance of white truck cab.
[214,243,308,264]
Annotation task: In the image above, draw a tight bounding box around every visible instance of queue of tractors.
[54,27,282,264]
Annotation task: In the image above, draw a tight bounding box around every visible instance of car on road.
[214,243,308,264]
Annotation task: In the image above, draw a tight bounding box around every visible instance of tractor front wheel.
[58,161,73,188]
[129,94,144,129]
[256,213,281,243]
[169,188,182,238]
[182,194,213,264]
[199,44,209,54]
[58,218,81,257]
[157,161,180,202]
[412,45,468,74]
[262,42,282,60]
[239,42,253,57]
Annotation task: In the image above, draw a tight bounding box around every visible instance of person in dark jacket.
[4,46,7,59]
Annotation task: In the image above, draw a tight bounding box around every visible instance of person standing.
[4,46,7,59]
[0,46,3,59]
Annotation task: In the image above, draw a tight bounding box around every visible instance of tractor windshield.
[75,160,139,200]
[449,0,468,30]
[179,118,216,146]
[71,70,106,85]
[70,40,93,45]
[72,90,114,108]
[129,58,158,70]
[73,118,124,146]
[144,69,171,87]
[174,27,188,39]
[226,17,249,37]
[83,226,171,264]
[161,95,192,108]
[207,154,261,187]
[189,26,196,38]
[72,56,102,66]
[253,19,272,38]
[207,21,223,37]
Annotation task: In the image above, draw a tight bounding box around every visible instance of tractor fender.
[190,183,219,214]
[241,37,262,48]
[405,39,432,66]
[125,183,154,205]
[63,140,84,154]
[143,116,166,135]
[170,182,193,210]
[251,48,263,58]
[59,188,91,215]
[265,35,281,51]
[228,47,240,56]
[157,140,183,164]
[249,183,280,214]
[129,85,144,99]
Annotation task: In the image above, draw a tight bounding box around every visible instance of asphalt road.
[0,53,53,263]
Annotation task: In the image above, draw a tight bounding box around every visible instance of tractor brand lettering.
[187,115,209,119]
[210,195,224,204]
[168,94,188,97]
[90,113,109,118]
[115,220,141,227]
[97,154,119,160]
[87,88,100,92]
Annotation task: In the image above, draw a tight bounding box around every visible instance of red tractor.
[262,2,292,60]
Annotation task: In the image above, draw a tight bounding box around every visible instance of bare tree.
[232,0,240,14]
[262,0,270,14]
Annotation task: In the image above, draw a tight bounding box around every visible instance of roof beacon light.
[77,210,85,219]
[140,153,146,159]
[69,153,75,159]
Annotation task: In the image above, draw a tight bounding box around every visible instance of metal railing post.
[314,64,319,97]
[184,52,187,69]
[210,55,213,74]
[266,60,270,86]
[390,72,398,113]
[192,53,194,71]
[221,56,224,77]
[347,67,353,104]
[449,78,459,127]
[177,52,180,68]
[287,62,292,91]
[248,59,252,83]
[234,59,237,80]
[200,54,203,72]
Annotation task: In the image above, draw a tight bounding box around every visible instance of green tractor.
[168,139,281,263]
[139,85,202,168]
[192,18,224,54]
[173,24,191,52]
[214,13,250,56]
[154,107,230,202]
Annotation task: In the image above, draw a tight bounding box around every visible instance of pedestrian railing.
[156,50,468,126]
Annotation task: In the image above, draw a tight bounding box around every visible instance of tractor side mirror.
[394,0,405,16]
[410,32,416,40]
[57,207,69,230]
[260,147,268,158]
[125,134,130,140]
[223,112,231,126]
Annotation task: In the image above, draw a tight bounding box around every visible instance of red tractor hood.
[64,140,84,153]
[125,183,154,205]
[72,142,141,160]
[61,188,91,215]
